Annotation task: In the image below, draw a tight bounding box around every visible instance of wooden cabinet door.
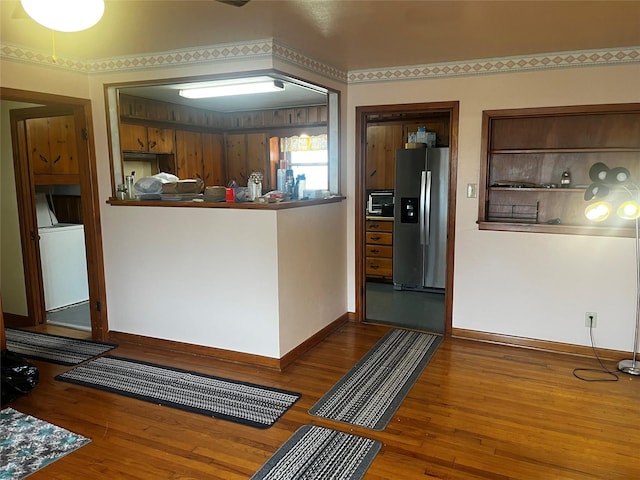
[246,132,268,178]
[225,133,247,186]
[202,133,226,186]
[26,115,79,176]
[147,127,174,153]
[366,124,403,190]
[120,123,148,151]
[175,130,203,179]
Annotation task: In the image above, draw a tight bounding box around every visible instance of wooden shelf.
[479,103,640,237]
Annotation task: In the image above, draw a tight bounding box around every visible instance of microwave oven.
[367,190,394,216]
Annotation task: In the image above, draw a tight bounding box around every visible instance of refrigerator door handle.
[419,170,432,246]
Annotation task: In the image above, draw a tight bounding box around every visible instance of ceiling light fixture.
[21,0,105,33]
[179,80,285,99]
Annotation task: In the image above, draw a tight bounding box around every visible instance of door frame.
[1,87,109,341]
[355,101,459,335]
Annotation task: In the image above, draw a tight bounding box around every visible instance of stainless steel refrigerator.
[393,147,449,291]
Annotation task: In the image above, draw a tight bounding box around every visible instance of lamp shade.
[21,0,105,32]
[584,183,609,201]
[585,201,612,222]
[607,167,631,184]
[589,162,610,183]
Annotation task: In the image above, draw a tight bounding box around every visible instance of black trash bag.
[1,350,39,404]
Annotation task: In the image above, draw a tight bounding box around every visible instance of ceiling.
[2,1,639,112]
[2,1,639,71]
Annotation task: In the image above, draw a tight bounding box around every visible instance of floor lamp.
[585,162,640,375]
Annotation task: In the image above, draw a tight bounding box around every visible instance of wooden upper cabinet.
[202,133,226,186]
[225,132,268,187]
[366,124,403,190]
[246,133,268,178]
[120,123,174,153]
[225,133,248,186]
[175,130,203,179]
[147,127,174,153]
[120,124,147,151]
[26,115,79,176]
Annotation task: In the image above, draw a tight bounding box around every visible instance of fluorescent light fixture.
[21,0,105,32]
[179,79,285,99]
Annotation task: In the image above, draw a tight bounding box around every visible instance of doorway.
[1,88,109,341]
[355,102,459,334]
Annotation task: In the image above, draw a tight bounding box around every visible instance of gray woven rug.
[309,328,442,430]
[56,355,300,428]
[5,328,116,366]
[0,407,90,480]
[251,425,381,480]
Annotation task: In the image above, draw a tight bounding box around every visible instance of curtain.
[281,134,327,152]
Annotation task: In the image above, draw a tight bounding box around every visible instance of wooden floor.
[5,322,640,479]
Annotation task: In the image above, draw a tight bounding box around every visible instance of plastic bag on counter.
[1,350,39,404]
[134,172,179,200]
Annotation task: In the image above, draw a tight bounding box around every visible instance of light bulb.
[21,0,105,33]
[585,201,612,222]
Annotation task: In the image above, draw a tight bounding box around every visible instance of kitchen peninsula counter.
[107,196,344,209]
[102,197,347,370]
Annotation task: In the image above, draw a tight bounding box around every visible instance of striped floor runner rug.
[251,425,381,480]
[309,328,442,430]
[56,355,300,428]
[5,328,116,366]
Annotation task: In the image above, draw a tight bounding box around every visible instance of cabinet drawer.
[365,245,392,258]
[366,258,392,277]
[366,232,392,245]
[366,220,393,232]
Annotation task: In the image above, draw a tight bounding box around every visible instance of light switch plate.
[467,183,477,198]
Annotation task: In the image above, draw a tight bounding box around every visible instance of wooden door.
[7,100,108,340]
[175,130,203,179]
[202,133,225,186]
[26,115,80,177]
[119,123,147,151]
[147,127,174,153]
[225,133,247,186]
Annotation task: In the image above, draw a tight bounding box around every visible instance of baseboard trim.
[3,313,31,328]
[451,327,627,361]
[110,313,349,371]
[279,314,349,369]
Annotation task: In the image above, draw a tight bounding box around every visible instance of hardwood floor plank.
[4,322,639,479]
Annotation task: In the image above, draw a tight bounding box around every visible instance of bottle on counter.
[277,169,286,192]
[285,169,295,199]
[125,171,136,200]
[296,174,306,200]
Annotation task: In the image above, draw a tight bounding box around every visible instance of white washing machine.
[36,194,89,311]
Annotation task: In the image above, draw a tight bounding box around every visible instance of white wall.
[0,101,31,315]
[346,64,640,352]
[3,44,639,354]
[276,201,347,355]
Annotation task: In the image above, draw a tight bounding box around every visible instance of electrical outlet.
[585,312,597,328]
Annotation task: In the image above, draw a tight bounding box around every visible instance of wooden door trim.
[1,88,109,341]
[355,101,459,336]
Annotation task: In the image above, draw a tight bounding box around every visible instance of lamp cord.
[572,324,619,382]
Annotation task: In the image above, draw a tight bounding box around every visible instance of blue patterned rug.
[0,408,90,480]
[56,355,300,428]
[309,328,442,430]
[5,328,116,366]
[251,425,381,480]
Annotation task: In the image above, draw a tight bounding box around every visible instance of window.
[283,134,328,191]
